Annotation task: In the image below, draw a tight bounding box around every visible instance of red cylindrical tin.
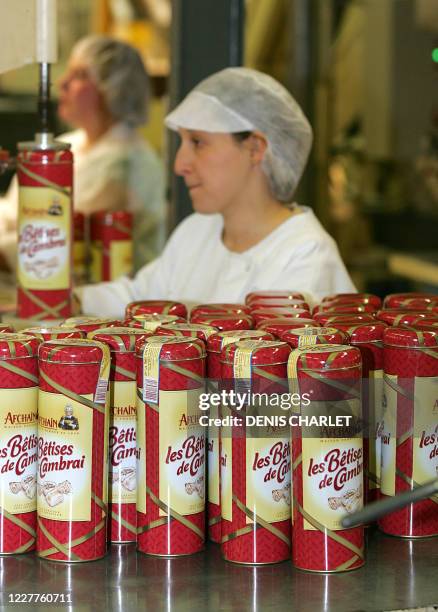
[281,327,349,348]
[332,322,387,504]
[288,344,364,572]
[375,310,435,326]
[125,314,186,332]
[0,326,14,333]
[313,303,376,316]
[125,300,187,320]
[17,142,73,320]
[249,299,310,311]
[22,327,84,341]
[61,317,121,333]
[412,321,438,331]
[73,212,87,286]
[314,313,376,325]
[383,293,438,310]
[256,318,318,337]
[245,291,305,305]
[136,336,206,556]
[220,339,292,564]
[379,327,438,537]
[155,323,218,343]
[190,304,251,317]
[190,313,254,331]
[251,308,310,326]
[90,211,133,282]
[90,328,150,544]
[0,333,39,554]
[206,330,274,544]
[37,339,111,561]
[322,294,382,309]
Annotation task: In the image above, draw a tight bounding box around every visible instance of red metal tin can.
[289,344,364,572]
[249,299,310,311]
[245,291,305,305]
[0,326,14,333]
[375,310,435,326]
[62,317,121,333]
[313,303,376,316]
[0,333,39,554]
[155,323,218,343]
[314,313,376,325]
[126,300,188,320]
[136,336,206,556]
[206,330,274,544]
[90,328,150,544]
[412,321,438,331]
[281,327,349,348]
[256,318,318,337]
[90,211,133,282]
[125,314,186,332]
[17,143,73,320]
[73,212,87,286]
[220,339,292,564]
[379,327,438,537]
[383,293,438,310]
[322,294,382,309]
[251,308,310,326]
[190,303,251,317]
[22,327,84,341]
[37,339,111,561]
[190,313,254,330]
[331,323,387,504]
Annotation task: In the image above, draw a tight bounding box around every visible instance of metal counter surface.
[0,529,437,612]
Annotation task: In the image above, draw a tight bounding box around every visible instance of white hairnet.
[165,67,313,202]
[72,35,150,127]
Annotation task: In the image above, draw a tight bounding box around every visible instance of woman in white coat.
[77,67,355,316]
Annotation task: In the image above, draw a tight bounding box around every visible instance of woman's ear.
[247,131,268,165]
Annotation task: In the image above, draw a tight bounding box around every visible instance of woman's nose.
[174,143,192,177]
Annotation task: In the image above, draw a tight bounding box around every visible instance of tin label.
[159,388,205,516]
[380,375,397,496]
[220,433,232,522]
[413,377,438,488]
[90,241,102,283]
[207,402,220,506]
[110,241,132,280]
[18,186,71,290]
[37,390,93,521]
[0,388,38,514]
[369,369,383,490]
[246,438,291,523]
[136,394,146,515]
[220,330,266,349]
[109,381,137,504]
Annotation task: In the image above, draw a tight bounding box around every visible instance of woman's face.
[57,57,103,127]
[174,129,254,215]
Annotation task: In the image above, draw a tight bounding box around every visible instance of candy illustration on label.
[185,476,205,499]
[328,485,362,514]
[111,467,136,492]
[9,475,37,500]
[272,483,291,505]
[38,480,72,507]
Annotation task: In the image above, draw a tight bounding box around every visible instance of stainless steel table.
[0,529,437,611]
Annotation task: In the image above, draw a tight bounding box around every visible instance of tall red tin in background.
[73,212,87,286]
[379,327,438,537]
[16,141,73,320]
[289,344,364,572]
[90,211,133,282]
[0,333,39,554]
[37,339,110,561]
[136,336,206,556]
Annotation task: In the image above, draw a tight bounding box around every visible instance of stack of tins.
[220,340,292,564]
[126,314,186,331]
[90,211,133,283]
[206,330,274,543]
[288,344,364,572]
[190,312,254,330]
[383,293,438,311]
[73,212,87,285]
[0,334,39,554]
[89,328,151,543]
[136,336,206,555]
[314,313,375,325]
[37,339,111,561]
[125,300,187,319]
[22,327,84,341]
[16,142,73,320]
[257,318,318,336]
[331,322,387,504]
[379,327,438,537]
[250,309,311,326]
[281,327,349,348]
[190,304,251,317]
[245,291,306,305]
[61,317,121,333]
[376,311,438,326]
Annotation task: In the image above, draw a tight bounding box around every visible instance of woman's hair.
[72,35,150,127]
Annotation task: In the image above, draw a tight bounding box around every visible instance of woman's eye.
[191,137,202,148]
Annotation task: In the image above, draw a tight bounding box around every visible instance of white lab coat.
[78,206,356,317]
[0,123,166,272]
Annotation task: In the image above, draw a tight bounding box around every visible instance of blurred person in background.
[0,34,166,273]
